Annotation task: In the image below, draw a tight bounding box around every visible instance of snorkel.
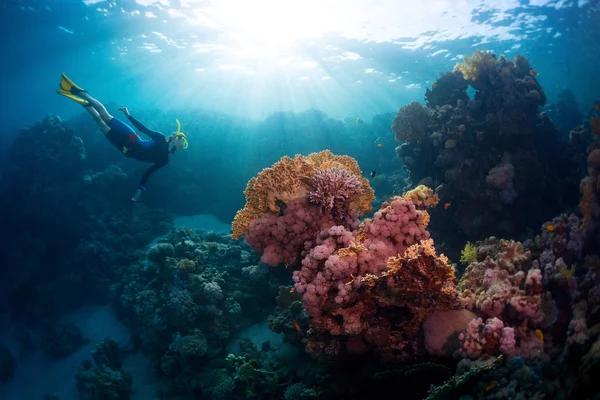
[168,119,189,154]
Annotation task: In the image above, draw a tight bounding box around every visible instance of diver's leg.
[79,93,113,124]
[84,105,110,135]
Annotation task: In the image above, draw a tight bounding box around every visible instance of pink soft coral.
[246,197,335,267]
[309,166,364,221]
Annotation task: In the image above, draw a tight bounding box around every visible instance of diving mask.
[168,119,189,153]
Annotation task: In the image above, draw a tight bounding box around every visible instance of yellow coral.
[454,50,497,82]
[338,242,367,258]
[558,264,576,280]
[231,150,375,239]
[402,185,440,209]
[460,242,478,265]
[421,210,431,228]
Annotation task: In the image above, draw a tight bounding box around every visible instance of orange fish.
[444,202,451,209]
[534,329,544,345]
[483,381,497,394]
[594,103,600,111]
[529,69,538,76]
[377,143,383,147]
[546,224,555,232]
[292,320,303,334]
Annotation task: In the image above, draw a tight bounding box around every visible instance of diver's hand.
[119,107,130,117]
[132,188,143,202]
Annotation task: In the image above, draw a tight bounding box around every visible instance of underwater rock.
[42,322,88,359]
[423,309,477,357]
[76,339,132,400]
[0,343,16,383]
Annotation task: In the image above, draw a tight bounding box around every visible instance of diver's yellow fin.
[56,89,90,106]
[59,73,86,94]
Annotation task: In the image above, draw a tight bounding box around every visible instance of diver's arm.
[139,162,167,189]
[127,115,165,141]
[132,162,167,201]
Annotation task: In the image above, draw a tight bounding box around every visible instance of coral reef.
[392,51,581,252]
[234,151,459,358]
[76,339,132,400]
[0,116,172,324]
[232,150,374,239]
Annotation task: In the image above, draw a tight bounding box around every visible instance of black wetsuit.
[106,116,169,190]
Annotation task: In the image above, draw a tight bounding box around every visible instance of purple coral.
[309,167,364,220]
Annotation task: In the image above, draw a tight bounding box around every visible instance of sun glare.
[192,0,335,48]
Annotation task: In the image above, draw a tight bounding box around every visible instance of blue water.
[1,1,600,399]
[1,0,598,134]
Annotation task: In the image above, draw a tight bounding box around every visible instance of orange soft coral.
[232,155,316,239]
[402,184,440,209]
[232,150,375,239]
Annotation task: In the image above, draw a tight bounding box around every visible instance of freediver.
[56,73,188,202]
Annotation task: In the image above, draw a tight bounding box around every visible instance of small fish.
[534,329,544,345]
[483,381,497,394]
[370,170,376,178]
[528,80,537,85]
[444,202,451,209]
[529,69,538,76]
[194,256,199,262]
[595,103,600,111]
[546,224,555,232]
[377,143,383,147]
[355,118,363,124]
[292,320,303,334]
[122,146,129,154]
[432,82,438,88]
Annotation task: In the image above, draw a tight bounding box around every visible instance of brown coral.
[580,175,600,231]
[391,101,431,143]
[588,149,600,169]
[360,239,460,339]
